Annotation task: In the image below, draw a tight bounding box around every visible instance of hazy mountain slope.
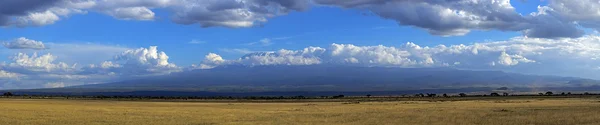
[68,65,596,92]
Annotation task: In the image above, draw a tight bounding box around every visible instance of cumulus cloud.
[196,35,600,79]
[0,0,90,27]
[237,48,324,66]
[1,0,310,28]
[83,46,181,76]
[170,0,310,28]
[2,52,76,74]
[6,35,600,89]
[3,37,47,50]
[494,51,535,66]
[313,0,600,38]
[0,37,182,89]
[0,52,90,89]
[91,0,172,20]
[545,0,600,31]
[315,0,530,36]
[191,53,226,69]
[4,0,600,38]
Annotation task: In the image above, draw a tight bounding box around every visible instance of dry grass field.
[1,98,600,125]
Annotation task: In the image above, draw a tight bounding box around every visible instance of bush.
[333,95,345,98]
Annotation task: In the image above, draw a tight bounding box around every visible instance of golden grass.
[1,98,600,125]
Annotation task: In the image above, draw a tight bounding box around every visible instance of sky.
[1,0,600,89]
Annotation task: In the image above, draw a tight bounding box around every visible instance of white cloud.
[191,53,225,69]
[3,37,47,50]
[4,0,600,39]
[312,0,600,38]
[545,0,600,31]
[188,40,206,44]
[315,0,531,36]
[0,0,89,27]
[1,0,310,28]
[196,35,600,79]
[170,0,310,28]
[6,35,600,89]
[0,38,180,89]
[101,7,155,20]
[245,38,273,46]
[44,82,65,88]
[16,10,61,26]
[0,70,21,79]
[495,51,535,66]
[3,52,76,74]
[84,46,181,76]
[219,48,260,54]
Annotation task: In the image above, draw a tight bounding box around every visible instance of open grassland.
[1,98,600,125]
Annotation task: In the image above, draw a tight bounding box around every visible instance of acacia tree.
[3,92,13,96]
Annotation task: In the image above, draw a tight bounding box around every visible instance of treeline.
[1,91,599,100]
[0,92,348,100]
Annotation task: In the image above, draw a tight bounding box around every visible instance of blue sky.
[3,0,600,89]
[0,0,544,66]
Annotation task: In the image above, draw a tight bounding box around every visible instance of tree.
[545,91,553,95]
[502,92,509,96]
[333,95,345,98]
[567,92,572,95]
[458,93,467,97]
[366,94,372,98]
[490,92,500,96]
[561,92,566,95]
[426,93,436,97]
[3,92,13,96]
[442,93,448,97]
[538,93,544,96]
[416,93,425,97]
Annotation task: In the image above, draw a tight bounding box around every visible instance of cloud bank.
[3,35,600,89]
[0,0,309,28]
[0,39,180,89]
[197,35,600,79]
[3,0,600,38]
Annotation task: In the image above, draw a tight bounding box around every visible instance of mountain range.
[11,65,600,96]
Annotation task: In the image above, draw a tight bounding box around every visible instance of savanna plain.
[1,97,600,125]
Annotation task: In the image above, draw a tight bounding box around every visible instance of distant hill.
[12,65,600,96]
